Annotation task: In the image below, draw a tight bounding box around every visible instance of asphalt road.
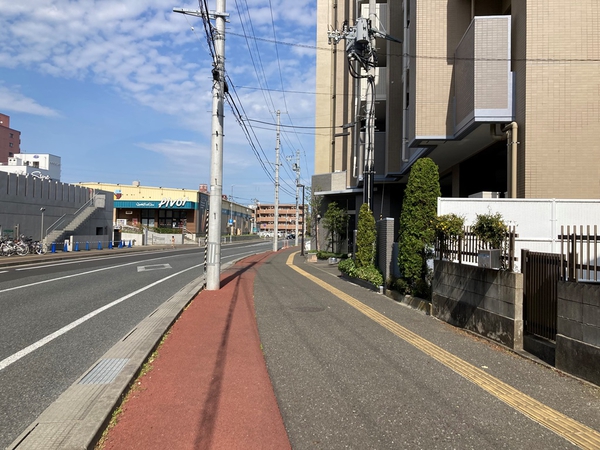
[0,240,275,449]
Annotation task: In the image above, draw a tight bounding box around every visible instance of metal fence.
[435,226,518,271]
[559,225,600,282]
[521,249,565,341]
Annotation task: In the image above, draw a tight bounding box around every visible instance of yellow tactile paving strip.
[287,253,600,449]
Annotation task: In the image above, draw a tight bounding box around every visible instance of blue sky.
[0,0,318,205]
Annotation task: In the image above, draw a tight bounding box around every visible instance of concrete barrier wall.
[556,281,600,385]
[0,172,112,240]
[432,260,524,349]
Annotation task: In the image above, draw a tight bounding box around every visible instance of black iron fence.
[521,250,565,341]
[435,226,518,271]
[559,225,600,282]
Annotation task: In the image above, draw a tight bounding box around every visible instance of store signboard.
[115,199,195,209]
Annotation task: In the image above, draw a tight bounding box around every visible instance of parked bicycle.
[0,235,46,256]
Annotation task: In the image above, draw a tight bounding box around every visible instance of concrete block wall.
[0,172,113,241]
[555,281,600,385]
[432,260,524,349]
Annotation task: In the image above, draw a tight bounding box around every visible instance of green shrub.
[397,158,440,298]
[435,214,465,241]
[338,257,356,276]
[322,202,349,253]
[356,203,377,268]
[316,251,346,260]
[354,266,384,286]
[338,258,383,287]
[472,212,508,249]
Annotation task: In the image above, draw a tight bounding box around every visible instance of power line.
[228,30,600,63]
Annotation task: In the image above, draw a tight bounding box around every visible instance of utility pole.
[298,184,305,255]
[229,186,234,243]
[363,0,377,211]
[174,1,229,290]
[327,3,400,211]
[273,110,280,252]
[287,149,301,247]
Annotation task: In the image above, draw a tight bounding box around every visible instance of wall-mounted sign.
[158,197,189,208]
[114,200,195,209]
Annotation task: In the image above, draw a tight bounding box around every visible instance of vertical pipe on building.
[353,0,361,179]
[401,0,409,163]
[330,0,338,173]
[502,122,518,198]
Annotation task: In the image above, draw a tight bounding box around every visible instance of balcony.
[454,15,513,137]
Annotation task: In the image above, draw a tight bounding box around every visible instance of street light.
[316,213,321,252]
[40,207,46,242]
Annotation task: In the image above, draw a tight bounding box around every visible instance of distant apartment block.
[0,113,21,164]
[255,203,305,235]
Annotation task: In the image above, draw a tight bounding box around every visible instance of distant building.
[76,181,254,237]
[255,203,305,235]
[0,113,21,164]
[0,153,61,181]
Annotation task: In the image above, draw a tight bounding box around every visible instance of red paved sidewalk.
[100,252,291,450]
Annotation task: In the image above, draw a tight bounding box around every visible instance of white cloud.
[0,0,316,201]
[0,85,61,117]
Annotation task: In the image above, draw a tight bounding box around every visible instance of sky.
[0,0,319,205]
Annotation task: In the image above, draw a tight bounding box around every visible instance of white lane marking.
[137,264,172,272]
[0,255,176,294]
[0,263,202,372]
[15,250,194,271]
[0,271,7,274]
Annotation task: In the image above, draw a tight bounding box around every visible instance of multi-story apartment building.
[0,113,21,164]
[255,203,305,236]
[314,0,600,232]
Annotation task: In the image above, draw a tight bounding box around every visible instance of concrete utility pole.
[363,0,377,210]
[174,1,229,290]
[273,110,280,252]
[327,3,400,211]
[287,149,301,246]
[294,149,300,247]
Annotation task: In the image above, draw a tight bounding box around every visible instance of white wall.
[438,198,600,272]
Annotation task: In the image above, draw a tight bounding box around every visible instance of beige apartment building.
[314,0,600,228]
[255,203,305,235]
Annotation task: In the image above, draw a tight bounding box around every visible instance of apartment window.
[9,143,13,148]
[9,133,13,138]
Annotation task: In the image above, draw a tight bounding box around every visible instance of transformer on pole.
[327,5,400,211]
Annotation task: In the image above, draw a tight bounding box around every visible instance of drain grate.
[79,358,129,385]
